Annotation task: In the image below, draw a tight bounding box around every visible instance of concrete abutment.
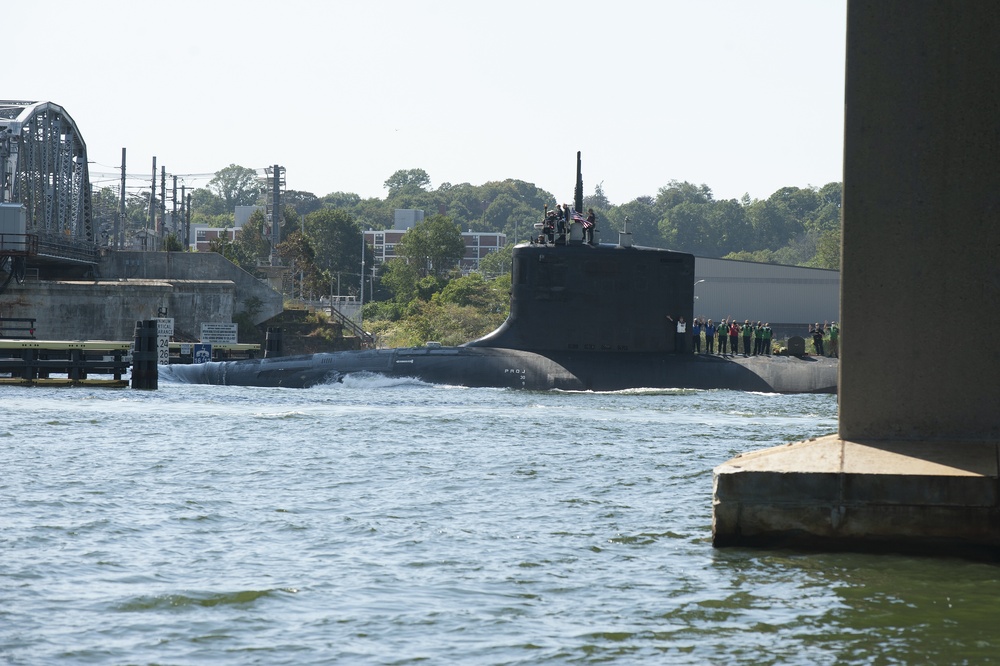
[712,1,1000,555]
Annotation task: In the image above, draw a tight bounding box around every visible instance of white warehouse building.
[692,257,840,338]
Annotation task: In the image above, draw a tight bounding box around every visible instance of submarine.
[169,155,837,393]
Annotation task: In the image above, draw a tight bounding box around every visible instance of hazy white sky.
[9,1,846,205]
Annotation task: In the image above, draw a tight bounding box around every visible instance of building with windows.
[186,206,264,253]
[364,209,506,274]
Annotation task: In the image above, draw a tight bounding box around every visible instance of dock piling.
[131,320,158,390]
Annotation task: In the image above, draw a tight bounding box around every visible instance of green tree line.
[89,163,841,345]
[93,163,841,269]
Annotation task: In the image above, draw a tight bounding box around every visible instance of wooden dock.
[0,339,132,386]
[0,339,265,387]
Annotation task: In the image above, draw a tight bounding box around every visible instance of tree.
[322,191,362,210]
[276,230,326,297]
[383,168,431,196]
[660,201,714,255]
[475,179,552,241]
[190,187,226,217]
[351,197,394,231]
[435,272,500,310]
[303,208,365,277]
[162,232,185,252]
[204,210,268,272]
[603,196,665,248]
[380,258,421,305]
[583,182,611,212]
[120,191,153,247]
[231,209,271,268]
[208,164,263,210]
[811,228,841,269]
[656,180,714,208]
[478,243,513,279]
[284,190,323,217]
[372,299,504,348]
[395,214,466,277]
[707,198,753,256]
[745,197,802,251]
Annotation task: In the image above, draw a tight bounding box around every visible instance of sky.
[8,1,846,206]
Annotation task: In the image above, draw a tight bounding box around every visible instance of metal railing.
[34,234,99,263]
[0,233,39,256]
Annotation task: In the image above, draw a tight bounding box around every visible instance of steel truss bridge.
[0,100,96,289]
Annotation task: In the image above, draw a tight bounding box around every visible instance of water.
[2,376,999,665]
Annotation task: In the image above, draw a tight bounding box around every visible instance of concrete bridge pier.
[713,2,1000,555]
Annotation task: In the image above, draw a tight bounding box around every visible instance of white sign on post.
[156,318,174,366]
[200,322,238,344]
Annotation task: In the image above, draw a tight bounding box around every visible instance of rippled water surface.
[3,377,999,664]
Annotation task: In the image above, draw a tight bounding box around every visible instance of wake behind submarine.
[170,156,837,393]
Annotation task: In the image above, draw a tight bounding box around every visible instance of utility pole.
[273,164,281,248]
[148,156,156,250]
[359,232,365,310]
[159,165,166,242]
[171,175,178,238]
[116,147,126,249]
[182,186,189,251]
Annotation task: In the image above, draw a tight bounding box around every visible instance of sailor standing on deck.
[666,314,687,354]
[585,208,597,244]
[729,320,740,358]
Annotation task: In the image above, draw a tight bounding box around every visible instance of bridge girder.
[0,100,95,260]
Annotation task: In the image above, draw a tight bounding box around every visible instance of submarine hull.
[168,346,837,393]
[171,185,840,395]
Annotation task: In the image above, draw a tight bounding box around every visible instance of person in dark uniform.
[809,323,826,356]
[704,319,716,355]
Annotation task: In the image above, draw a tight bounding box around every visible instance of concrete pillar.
[840,2,1000,440]
[713,2,1000,553]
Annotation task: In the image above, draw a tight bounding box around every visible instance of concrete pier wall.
[100,252,284,326]
[0,252,283,341]
[0,279,234,341]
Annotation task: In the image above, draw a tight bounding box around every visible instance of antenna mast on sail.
[574,151,584,214]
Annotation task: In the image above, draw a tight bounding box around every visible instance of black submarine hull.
[172,154,839,394]
[167,346,838,393]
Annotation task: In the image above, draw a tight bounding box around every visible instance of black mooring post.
[131,319,158,390]
[264,327,283,358]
